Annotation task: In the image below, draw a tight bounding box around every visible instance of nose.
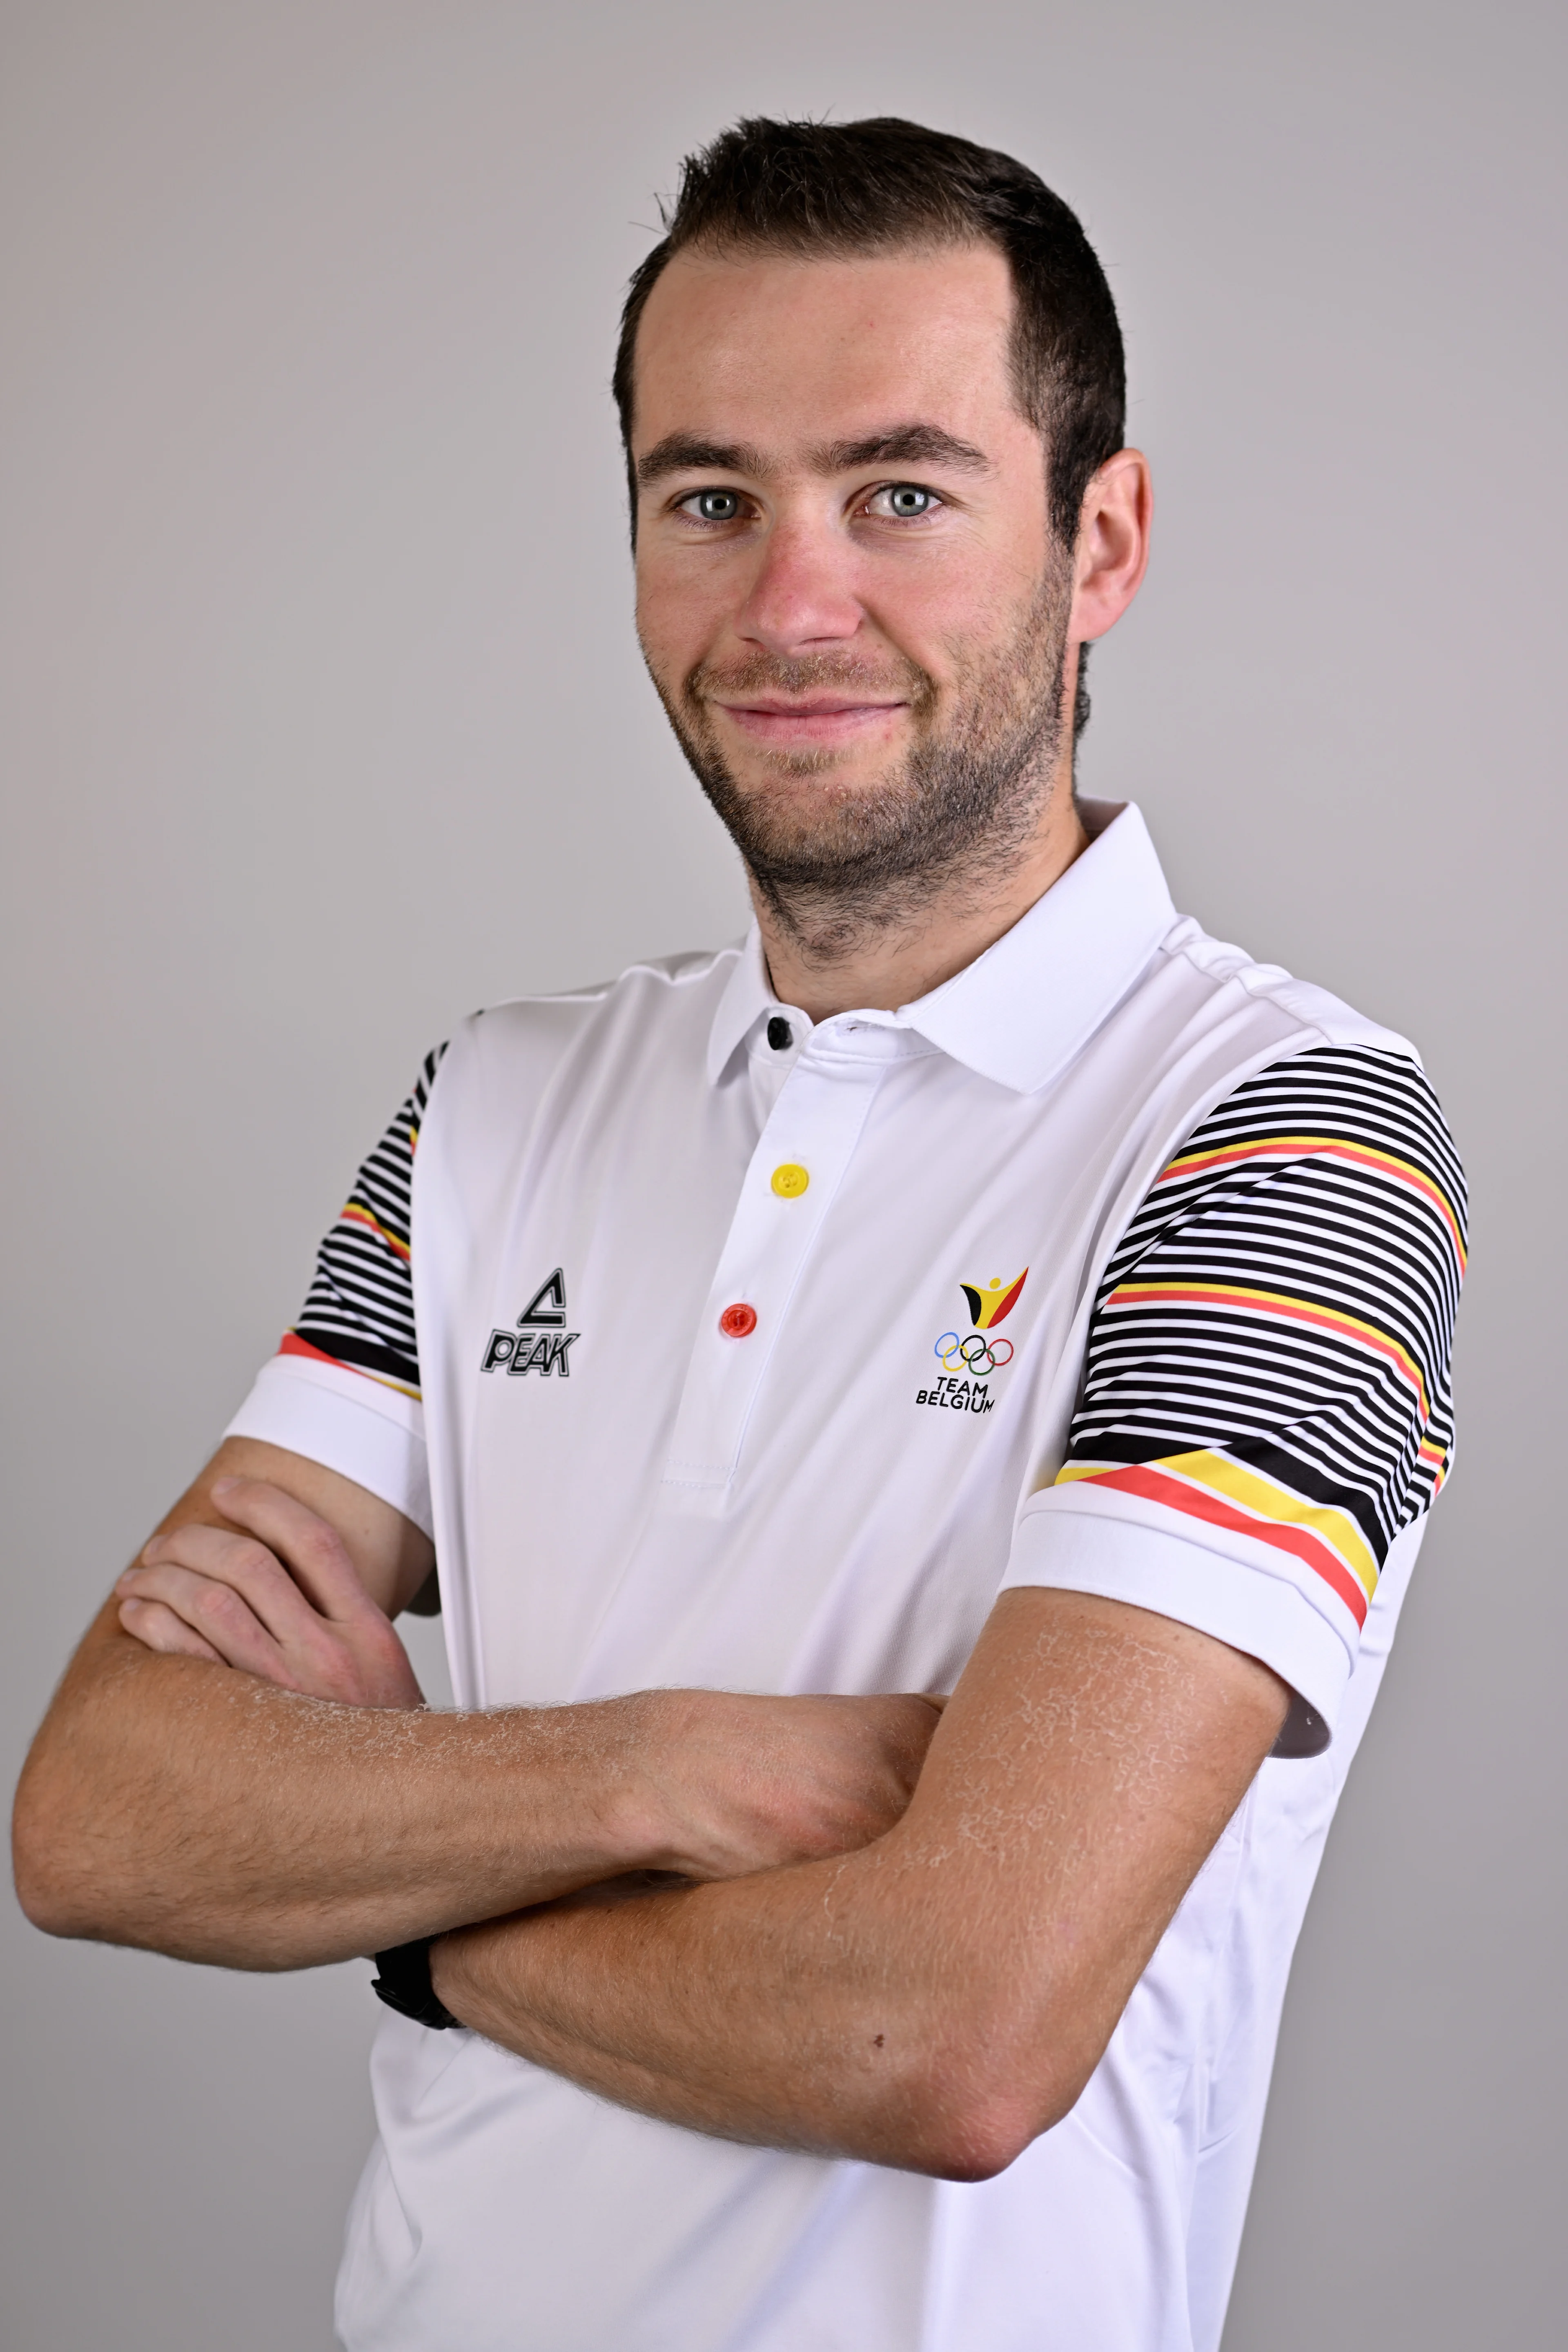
[733,511,863,656]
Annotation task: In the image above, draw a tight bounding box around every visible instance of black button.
[766,1016,793,1051]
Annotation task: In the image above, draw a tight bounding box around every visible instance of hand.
[632,1687,944,1880]
[116,1477,425,1709]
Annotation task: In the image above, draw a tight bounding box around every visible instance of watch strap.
[371,1936,461,2031]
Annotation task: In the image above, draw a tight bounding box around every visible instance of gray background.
[3,2,1562,2344]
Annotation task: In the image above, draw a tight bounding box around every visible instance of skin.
[13,241,1290,2183]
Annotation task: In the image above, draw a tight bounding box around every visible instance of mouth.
[708,695,911,749]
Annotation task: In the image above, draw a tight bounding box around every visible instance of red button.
[718,1303,757,1338]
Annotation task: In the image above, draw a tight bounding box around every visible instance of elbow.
[898,2084,1067,2186]
[11,1742,117,1942]
[914,2114,1038,2187]
[12,1773,83,1940]
[13,1864,86,1944]
[872,2013,1100,2184]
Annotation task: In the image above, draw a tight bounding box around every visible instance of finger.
[139,1524,325,1649]
[117,1560,288,1678]
[208,1478,377,1623]
[118,1595,226,1664]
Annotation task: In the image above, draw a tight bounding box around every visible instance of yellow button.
[771,1163,810,1198]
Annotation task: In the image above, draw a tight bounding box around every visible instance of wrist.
[428,1919,530,2041]
[609,1688,698,1874]
[426,1930,461,2019]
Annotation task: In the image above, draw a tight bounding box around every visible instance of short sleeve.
[223,1045,447,1533]
[999,1046,1466,1744]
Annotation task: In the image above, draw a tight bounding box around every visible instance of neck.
[753,755,1091,1023]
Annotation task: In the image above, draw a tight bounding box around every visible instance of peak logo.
[481,1267,580,1379]
[917,1267,1028,1414]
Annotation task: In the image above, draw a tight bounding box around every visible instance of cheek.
[636,558,731,685]
[862,554,1030,684]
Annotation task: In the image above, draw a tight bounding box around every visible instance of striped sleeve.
[278,1044,447,1400]
[1055,1045,1465,1634]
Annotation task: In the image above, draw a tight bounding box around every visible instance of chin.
[735,776,901,853]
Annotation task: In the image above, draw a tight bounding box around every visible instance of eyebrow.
[812,425,992,475]
[635,421,993,489]
[636,435,768,486]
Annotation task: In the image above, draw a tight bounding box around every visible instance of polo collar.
[706,800,1177,1097]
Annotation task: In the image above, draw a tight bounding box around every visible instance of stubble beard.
[648,572,1074,964]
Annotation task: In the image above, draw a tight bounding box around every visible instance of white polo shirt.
[228,801,1464,2352]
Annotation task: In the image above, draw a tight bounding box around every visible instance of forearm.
[16,1593,940,1972]
[13,1605,658,1970]
[432,1841,1042,2180]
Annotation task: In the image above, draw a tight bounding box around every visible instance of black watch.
[371,1936,461,2031]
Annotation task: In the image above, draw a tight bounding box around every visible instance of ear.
[1069,450,1152,646]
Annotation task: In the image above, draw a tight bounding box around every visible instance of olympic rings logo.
[935,1330,1014,1376]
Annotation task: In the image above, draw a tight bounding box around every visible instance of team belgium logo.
[958,1270,1028,1339]
[916,1268,1028,1414]
[481,1267,580,1379]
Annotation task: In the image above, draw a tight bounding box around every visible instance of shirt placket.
[659,1029,896,1516]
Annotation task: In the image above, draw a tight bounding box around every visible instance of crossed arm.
[13,1439,1288,2180]
[430,1587,1287,2178]
[11,1441,941,1969]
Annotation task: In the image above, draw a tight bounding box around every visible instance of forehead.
[630,242,1020,460]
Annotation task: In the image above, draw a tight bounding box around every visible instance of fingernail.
[212,1477,238,1496]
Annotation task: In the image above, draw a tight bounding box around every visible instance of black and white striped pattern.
[292,1044,446,1394]
[1065,1047,1467,1571]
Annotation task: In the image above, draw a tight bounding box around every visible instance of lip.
[711,696,909,745]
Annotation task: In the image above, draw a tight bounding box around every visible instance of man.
[14,118,1464,2352]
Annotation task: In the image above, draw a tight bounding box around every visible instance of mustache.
[687,649,936,710]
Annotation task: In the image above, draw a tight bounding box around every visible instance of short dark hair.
[612,116,1126,550]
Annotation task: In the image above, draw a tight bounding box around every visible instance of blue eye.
[875,484,938,519]
[687,489,742,522]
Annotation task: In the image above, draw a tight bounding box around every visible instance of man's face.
[630,242,1070,909]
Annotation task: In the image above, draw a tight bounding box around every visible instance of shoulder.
[1109,911,1455,1186]
[436,945,739,1081]
[1152,913,1422,1066]
[1041,864,1467,1290]
[417,944,742,1169]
